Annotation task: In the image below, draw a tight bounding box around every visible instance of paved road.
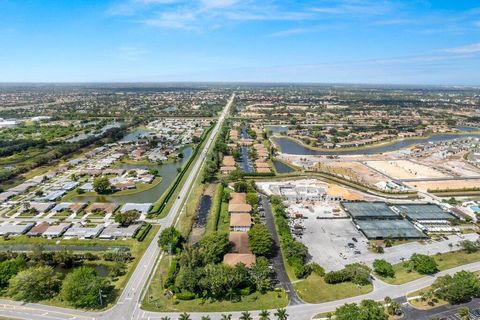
[0,94,234,320]
[0,95,478,319]
[260,194,303,305]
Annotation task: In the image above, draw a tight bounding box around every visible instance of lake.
[70,147,193,203]
[272,133,480,156]
[272,159,295,173]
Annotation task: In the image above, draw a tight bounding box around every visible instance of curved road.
[0,94,478,319]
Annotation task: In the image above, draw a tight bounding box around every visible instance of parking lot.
[299,217,479,271]
[299,218,369,271]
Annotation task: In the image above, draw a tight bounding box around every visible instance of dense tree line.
[158,228,273,300]
[0,249,128,307]
[270,196,310,278]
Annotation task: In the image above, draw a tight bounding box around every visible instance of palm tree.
[458,307,470,320]
[239,311,253,320]
[221,314,232,320]
[259,310,270,320]
[201,317,211,320]
[161,317,171,320]
[274,308,288,320]
[178,313,191,320]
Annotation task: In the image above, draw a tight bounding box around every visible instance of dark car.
[352,237,358,242]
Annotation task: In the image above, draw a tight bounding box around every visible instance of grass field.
[142,254,288,312]
[293,274,373,304]
[379,250,480,285]
[205,183,222,235]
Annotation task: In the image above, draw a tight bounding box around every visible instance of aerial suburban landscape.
[2,1,480,320]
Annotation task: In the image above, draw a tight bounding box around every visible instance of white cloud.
[442,43,480,54]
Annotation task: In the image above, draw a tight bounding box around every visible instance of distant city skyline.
[1,0,480,84]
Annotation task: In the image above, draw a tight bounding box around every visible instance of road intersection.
[0,94,479,320]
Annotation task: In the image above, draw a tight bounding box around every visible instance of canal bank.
[271,132,480,156]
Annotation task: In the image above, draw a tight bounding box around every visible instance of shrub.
[306,262,325,277]
[373,259,395,278]
[176,292,196,300]
[411,254,438,275]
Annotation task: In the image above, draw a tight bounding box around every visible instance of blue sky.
[1,0,480,84]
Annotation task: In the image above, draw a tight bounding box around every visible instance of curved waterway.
[272,133,480,156]
[70,147,193,203]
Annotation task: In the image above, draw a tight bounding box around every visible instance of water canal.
[70,147,193,203]
[272,133,480,156]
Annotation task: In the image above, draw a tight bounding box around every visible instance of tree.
[336,300,387,320]
[335,303,360,320]
[358,300,388,320]
[234,181,250,193]
[248,224,273,256]
[178,313,191,320]
[246,193,259,207]
[249,257,272,293]
[433,271,480,304]
[8,266,61,302]
[460,240,480,253]
[373,259,395,278]
[201,317,211,320]
[240,311,253,320]
[93,176,111,194]
[0,257,26,289]
[114,210,140,227]
[220,315,232,320]
[60,266,113,308]
[158,227,184,254]
[458,307,470,320]
[199,232,230,264]
[259,310,270,320]
[274,308,288,320]
[411,254,438,274]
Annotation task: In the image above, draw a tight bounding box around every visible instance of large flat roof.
[355,219,426,239]
[395,204,454,220]
[342,202,399,219]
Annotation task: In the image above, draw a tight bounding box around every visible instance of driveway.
[260,194,303,306]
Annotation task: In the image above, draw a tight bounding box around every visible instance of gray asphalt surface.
[260,194,303,305]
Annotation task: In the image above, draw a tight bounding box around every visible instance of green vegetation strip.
[151,126,214,216]
[379,249,480,285]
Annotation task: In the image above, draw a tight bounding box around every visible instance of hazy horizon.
[1,1,480,84]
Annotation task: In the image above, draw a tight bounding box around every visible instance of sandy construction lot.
[441,160,480,177]
[366,160,449,180]
[406,179,480,192]
[319,161,388,186]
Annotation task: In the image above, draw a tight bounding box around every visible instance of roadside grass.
[152,128,212,219]
[378,250,480,285]
[216,201,229,233]
[177,178,205,237]
[205,183,222,235]
[293,274,373,304]
[142,255,288,312]
[406,270,480,310]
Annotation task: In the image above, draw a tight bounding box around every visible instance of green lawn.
[216,201,229,233]
[142,255,288,312]
[293,274,373,304]
[205,183,222,234]
[379,250,480,285]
